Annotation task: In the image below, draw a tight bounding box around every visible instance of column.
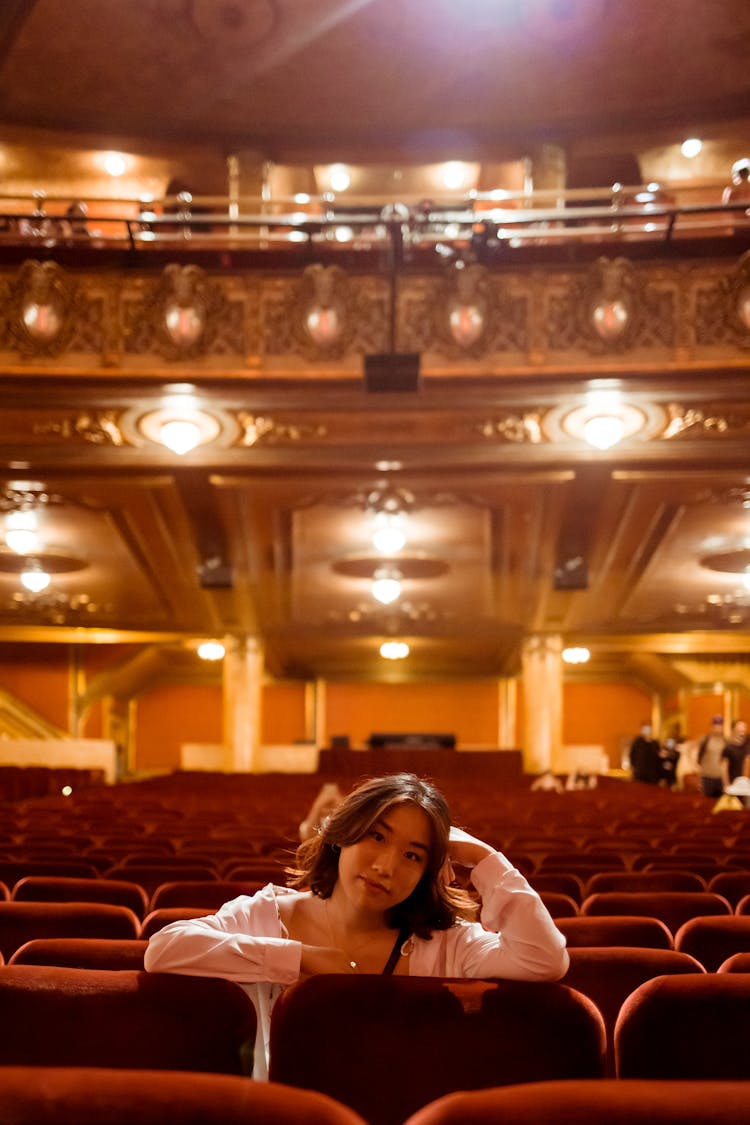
[223,636,264,772]
[497,677,517,749]
[521,634,563,773]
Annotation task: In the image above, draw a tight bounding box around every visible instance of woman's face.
[335,800,432,914]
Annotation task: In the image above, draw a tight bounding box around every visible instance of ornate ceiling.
[0,0,749,699]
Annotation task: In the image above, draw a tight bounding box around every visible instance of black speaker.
[364,352,421,392]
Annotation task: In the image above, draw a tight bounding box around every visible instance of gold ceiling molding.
[477,412,544,443]
[660,402,750,439]
[236,412,328,445]
[33,411,126,446]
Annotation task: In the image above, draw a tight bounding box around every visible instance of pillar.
[521,634,563,773]
[223,636,264,772]
[497,677,517,749]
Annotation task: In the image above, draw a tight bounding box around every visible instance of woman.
[145,773,569,1078]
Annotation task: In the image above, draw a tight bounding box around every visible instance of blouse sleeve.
[143,888,302,986]
[441,852,569,981]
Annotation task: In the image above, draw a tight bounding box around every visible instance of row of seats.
[1,966,750,1123]
[0,1069,744,1125]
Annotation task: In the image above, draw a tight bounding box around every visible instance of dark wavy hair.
[288,773,478,939]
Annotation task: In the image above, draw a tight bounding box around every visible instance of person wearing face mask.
[628,721,662,784]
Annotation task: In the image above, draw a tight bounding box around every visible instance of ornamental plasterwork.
[123,264,239,359]
[5,260,82,356]
[264,272,383,358]
[407,270,527,356]
[659,402,750,440]
[32,411,126,446]
[290,265,357,359]
[477,413,544,443]
[724,251,750,342]
[235,412,327,445]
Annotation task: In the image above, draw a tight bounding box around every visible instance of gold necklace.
[324,899,386,972]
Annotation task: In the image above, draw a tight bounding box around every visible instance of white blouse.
[144,851,569,1079]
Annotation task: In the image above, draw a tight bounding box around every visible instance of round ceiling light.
[380,641,409,660]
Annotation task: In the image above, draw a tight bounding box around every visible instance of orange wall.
[0,644,70,730]
[262,682,307,745]
[563,681,653,768]
[135,683,222,771]
[325,680,500,749]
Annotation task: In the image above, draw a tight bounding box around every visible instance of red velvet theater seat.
[555,915,673,949]
[12,876,149,920]
[270,975,605,1125]
[674,914,750,972]
[0,1066,368,1125]
[616,972,750,1079]
[403,1079,749,1125]
[0,965,256,1074]
[563,946,705,1074]
[0,901,140,962]
[9,937,148,970]
[581,891,731,935]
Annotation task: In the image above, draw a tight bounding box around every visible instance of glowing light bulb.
[159,419,202,454]
[372,513,407,555]
[680,137,703,159]
[371,569,401,605]
[562,646,591,664]
[197,641,225,661]
[20,566,50,593]
[582,415,625,450]
[5,509,39,554]
[380,641,409,660]
[329,164,351,192]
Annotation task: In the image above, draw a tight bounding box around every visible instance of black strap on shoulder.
[382,927,411,975]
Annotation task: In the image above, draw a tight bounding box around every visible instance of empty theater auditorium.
[1,1,750,1122]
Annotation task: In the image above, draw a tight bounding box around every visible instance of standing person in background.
[697,715,728,798]
[629,721,662,784]
[299,782,344,842]
[724,719,750,784]
[658,735,681,788]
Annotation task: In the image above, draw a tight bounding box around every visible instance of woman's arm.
[443,828,569,981]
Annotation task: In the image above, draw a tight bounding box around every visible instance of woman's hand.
[447,825,495,871]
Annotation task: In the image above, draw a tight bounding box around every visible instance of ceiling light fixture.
[101,151,128,177]
[20,562,51,593]
[680,137,703,159]
[372,512,407,555]
[197,640,225,661]
[380,640,409,660]
[582,414,626,450]
[562,646,591,664]
[371,567,402,605]
[4,509,40,554]
[329,164,351,192]
[138,406,222,454]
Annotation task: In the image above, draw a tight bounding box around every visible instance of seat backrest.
[555,915,673,949]
[269,975,605,1125]
[0,880,9,901]
[0,965,256,1074]
[707,871,750,909]
[9,937,148,970]
[674,914,750,971]
[0,1065,368,1125]
[140,906,210,939]
[527,872,584,903]
[0,861,99,887]
[564,946,705,1075]
[149,880,263,911]
[616,973,750,1079]
[11,876,149,919]
[538,891,578,918]
[0,901,141,961]
[581,892,731,934]
[104,865,218,895]
[718,952,750,972]
[585,871,706,896]
[402,1078,750,1125]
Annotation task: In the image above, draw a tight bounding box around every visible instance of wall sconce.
[380,641,409,660]
[371,567,402,605]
